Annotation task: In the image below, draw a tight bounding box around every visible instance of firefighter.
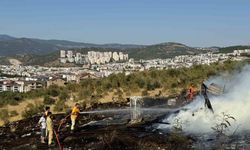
[187,83,194,101]
[71,103,80,131]
[46,112,53,145]
[37,113,46,143]
[44,106,51,140]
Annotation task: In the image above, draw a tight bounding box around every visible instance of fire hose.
[53,129,62,150]
[57,114,71,132]
[51,113,72,150]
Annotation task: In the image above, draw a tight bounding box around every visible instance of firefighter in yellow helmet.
[71,103,80,131]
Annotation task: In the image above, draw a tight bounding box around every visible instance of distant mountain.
[0,34,16,41]
[0,34,144,56]
[0,38,60,56]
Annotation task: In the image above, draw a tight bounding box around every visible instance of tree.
[136,78,145,88]
[47,85,60,97]
[59,90,69,101]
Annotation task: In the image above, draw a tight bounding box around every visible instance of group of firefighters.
[37,103,80,146]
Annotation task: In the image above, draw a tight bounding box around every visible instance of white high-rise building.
[124,54,129,60]
[75,53,82,64]
[67,51,73,59]
[119,52,124,61]
[112,52,119,61]
[67,51,74,63]
[60,50,66,58]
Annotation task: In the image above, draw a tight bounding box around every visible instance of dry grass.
[0,98,43,126]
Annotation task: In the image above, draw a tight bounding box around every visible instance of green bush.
[43,95,55,105]
[146,82,155,90]
[0,92,23,107]
[47,85,60,97]
[136,78,145,88]
[0,109,9,123]
[22,103,44,118]
[59,90,69,101]
[54,100,66,112]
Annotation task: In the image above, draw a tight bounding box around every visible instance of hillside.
[125,42,203,59]
[0,34,16,41]
[0,34,144,56]
[65,42,203,60]
[219,45,250,53]
[0,38,60,56]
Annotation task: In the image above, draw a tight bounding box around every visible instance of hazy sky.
[0,0,249,46]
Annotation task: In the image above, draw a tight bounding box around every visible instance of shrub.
[47,85,60,97]
[22,103,44,118]
[0,92,23,106]
[43,95,55,105]
[54,100,66,112]
[211,112,236,136]
[136,79,145,88]
[146,82,155,90]
[153,81,161,88]
[0,109,9,124]
[59,90,69,101]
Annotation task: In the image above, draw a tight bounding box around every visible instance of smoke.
[158,64,250,134]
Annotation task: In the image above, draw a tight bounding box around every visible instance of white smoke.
[159,64,250,134]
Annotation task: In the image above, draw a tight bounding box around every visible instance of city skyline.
[0,0,250,47]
